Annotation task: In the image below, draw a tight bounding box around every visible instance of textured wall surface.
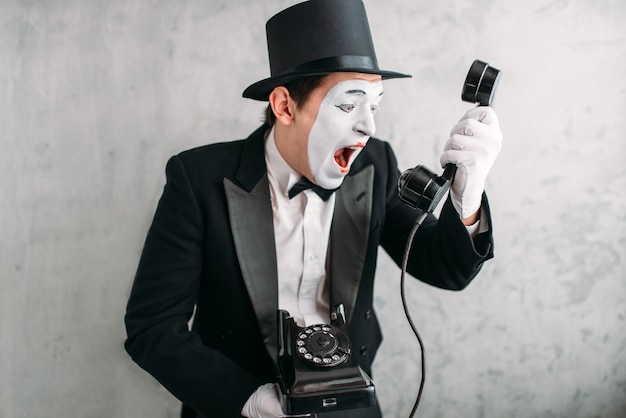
[1,0,625,417]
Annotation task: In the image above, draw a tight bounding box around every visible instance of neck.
[274,123,314,183]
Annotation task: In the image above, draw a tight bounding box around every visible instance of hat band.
[275,55,380,76]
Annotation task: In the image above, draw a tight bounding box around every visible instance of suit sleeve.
[124,155,263,416]
[379,142,494,290]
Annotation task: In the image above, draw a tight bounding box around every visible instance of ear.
[269,86,296,126]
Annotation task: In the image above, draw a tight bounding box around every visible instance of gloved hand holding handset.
[398,60,502,217]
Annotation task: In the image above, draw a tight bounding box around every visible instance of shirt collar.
[265,127,302,198]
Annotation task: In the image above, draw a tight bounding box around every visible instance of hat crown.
[242,0,411,101]
[266,0,377,76]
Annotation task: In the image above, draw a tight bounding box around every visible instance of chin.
[316,168,349,190]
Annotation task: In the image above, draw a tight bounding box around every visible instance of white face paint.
[307,79,384,189]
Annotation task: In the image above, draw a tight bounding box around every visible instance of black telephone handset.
[394,59,502,418]
[397,59,501,213]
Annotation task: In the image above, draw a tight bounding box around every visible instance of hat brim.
[242,68,412,101]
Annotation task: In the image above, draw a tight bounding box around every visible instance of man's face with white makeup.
[280,72,383,189]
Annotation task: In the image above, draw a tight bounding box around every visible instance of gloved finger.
[442,136,465,153]
[241,382,286,418]
[450,115,500,137]
[445,131,501,153]
[458,106,499,125]
[440,148,475,170]
[258,384,285,417]
[449,124,477,137]
[441,133,499,164]
[444,132,488,154]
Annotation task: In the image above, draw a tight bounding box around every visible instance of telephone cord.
[400,211,429,418]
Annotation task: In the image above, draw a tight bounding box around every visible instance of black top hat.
[242,0,411,101]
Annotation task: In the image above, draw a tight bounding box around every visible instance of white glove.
[440,106,502,219]
[241,383,286,418]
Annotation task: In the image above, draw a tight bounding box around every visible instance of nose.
[354,107,376,137]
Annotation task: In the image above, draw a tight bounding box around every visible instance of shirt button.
[364,309,372,320]
[360,345,368,356]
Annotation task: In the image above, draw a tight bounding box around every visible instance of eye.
[370,104,381,114]
[335,103,355,113]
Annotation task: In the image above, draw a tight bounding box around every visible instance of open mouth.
[334,142,366,172]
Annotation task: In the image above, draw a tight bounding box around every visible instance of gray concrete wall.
[1,0,624,417]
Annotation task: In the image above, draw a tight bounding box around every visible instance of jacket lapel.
[224,126,279,361]
[329,165,374,323]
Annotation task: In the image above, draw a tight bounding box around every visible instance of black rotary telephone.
[276,304,376,415]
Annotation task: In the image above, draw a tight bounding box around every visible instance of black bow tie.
[288,177,337,201]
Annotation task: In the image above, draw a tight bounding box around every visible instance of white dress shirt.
[265,128,333,327]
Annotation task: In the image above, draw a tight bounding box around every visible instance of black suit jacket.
[124,125,494,417]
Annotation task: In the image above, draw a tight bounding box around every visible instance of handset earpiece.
[462,59,501,107]
[397,59,501,213]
